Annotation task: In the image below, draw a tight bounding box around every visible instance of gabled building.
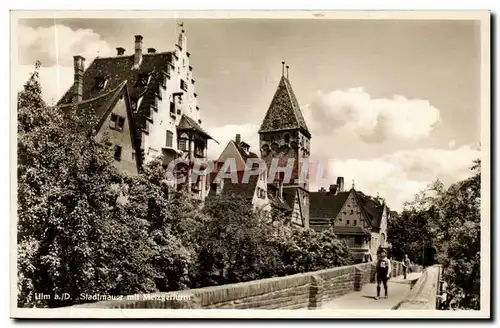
[208,134,292,216]
[309,177,390,262]
[55,27,214,200]
[258,63,311,228]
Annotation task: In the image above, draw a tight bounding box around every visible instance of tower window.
[346,220,350,225]
[114,145,122,161]
[284,134,290,143]
[353,220,357,225]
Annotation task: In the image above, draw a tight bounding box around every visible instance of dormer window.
[135,73,150,88]
[94,76,108,90]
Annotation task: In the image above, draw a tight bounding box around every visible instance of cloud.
[17,64,74,105]
[323,145,480,211]
[304,88,441,143]
[448,139,456,148]
[206,123,260,160]
[18,24,114,68]
[16,24,115,105]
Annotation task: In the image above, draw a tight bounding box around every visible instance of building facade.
[309,179,390,262]
[208,134,291,215]
[56,27,213,200]
[258,63,311,228]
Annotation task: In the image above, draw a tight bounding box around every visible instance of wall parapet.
[395,265,442,310]
[68,261,407,310]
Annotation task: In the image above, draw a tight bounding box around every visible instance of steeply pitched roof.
[258,76,310,138]
[282,188,298,209]
[267,184,292,212]
[177,114,216,142]
[309,189,387,230]
[234,141,259,162]
[58,80,128,130]
[309,191,350,219]
[354,191,385,227]
[57,53,173,135]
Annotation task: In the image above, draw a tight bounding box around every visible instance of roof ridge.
[57,80,127,109]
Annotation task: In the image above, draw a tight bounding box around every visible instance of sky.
[15,17,482,211]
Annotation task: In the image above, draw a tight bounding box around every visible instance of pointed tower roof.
[258,67,311,138]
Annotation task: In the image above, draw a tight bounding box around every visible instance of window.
[346,220,350,225]
[114,145,122,161]
[94,76,108,90]
[170,102,175,114]
[178,138,187,151]
[355,236,363,245]
[284,134,290,143]
[166,131,174,147]
[350,209,354,214]
[353,220,357,226]
[135,73,150,88]
[110,114,125,131]
[180,79,187,91]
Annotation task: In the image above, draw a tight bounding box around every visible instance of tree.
[17,62,156,307]
[388,159,481,310]
[123,159,200,292]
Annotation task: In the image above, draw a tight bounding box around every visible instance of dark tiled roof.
[58,80,127,129]
[282,188,297,209]
[234,142,259,162]
[57,52,173,134]
[267,185,292,212]
[332,226,371,236]
[220,174,259,200]
[354,192,385,227]
[177,114,216,141]
[258,76,310,137]
[309,191,350,219]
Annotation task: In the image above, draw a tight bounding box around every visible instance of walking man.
[402,254,411,280]
[375,249,391,300]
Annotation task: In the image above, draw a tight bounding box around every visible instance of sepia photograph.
[10,10,490,319]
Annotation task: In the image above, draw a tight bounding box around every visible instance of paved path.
[322,272,423,310]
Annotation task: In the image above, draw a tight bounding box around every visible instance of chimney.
[134,35,143,68]
[116,47,125,56]
[147,47,156,54]
[336,176,344,192]
[235,134,241,146]
[73,55,85,103]
[329,184,338,195]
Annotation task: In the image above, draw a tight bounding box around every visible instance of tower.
[258,62,311,227]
